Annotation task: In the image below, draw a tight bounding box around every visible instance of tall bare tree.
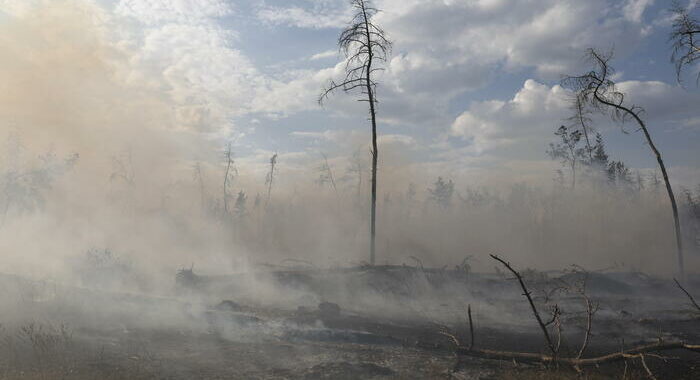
[319,0,391,265]
[223,143,236,215]
[670,2,700,83]
[563,49,685,278]
[317,153,339,198]
[193,162,206,212]
[265,153,278,207]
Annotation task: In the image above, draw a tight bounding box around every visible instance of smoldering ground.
[0,1,699,379]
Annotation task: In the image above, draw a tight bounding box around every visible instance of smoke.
[0,0,223,282]
[0,0,697,303]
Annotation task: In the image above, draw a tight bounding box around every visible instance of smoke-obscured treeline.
[1,127,698,293]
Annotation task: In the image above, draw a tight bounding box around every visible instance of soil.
[0,267,698,379]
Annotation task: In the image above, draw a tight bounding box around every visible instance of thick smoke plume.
[0,1,697,299]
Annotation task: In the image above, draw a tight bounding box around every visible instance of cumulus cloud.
[253,0,656,132]
[615,80,700,121]
[378,0,649,80]
[448,77,700,159]
[450,80,570,155]
[112,0,271,134]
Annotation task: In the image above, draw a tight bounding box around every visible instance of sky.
[1,0,699,188]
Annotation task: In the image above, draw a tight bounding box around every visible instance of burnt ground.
[0,266,699,379]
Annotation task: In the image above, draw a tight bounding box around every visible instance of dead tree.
[319,0,391,265]
[193,162,206,212]
[317,153,339,198]
[223,143,236,214]
[265,153,277,207]
[670,2,700,83]
[562,49,685,278]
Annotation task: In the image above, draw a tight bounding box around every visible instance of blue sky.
[2,0,699,186]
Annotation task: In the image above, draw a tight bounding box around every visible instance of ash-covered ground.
[0,265,698,379]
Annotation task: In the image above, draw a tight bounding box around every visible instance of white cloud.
[377,0,649,79]
[115,0,233,25]
[448,78,700,162]
[378,134,416,146]
[623,0,654,23]
[253,0,655,131]
[309,49,337,61]
[112,0,271,134]
[256,1,350,29]
[451,80,570,155]
[615,81,700,121]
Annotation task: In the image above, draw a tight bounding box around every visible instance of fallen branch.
[490,254,557,355]
[456,341,700,366]
[674,278,700,312]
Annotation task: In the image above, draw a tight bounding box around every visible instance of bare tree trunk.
[321,153,339,199]
[194,162,206,212]
[223,144,233,215]
[594,94,684,279]
[318,0,389,265]
[266,153,278,207]
[576,99,594,162]
[362,2,378,266]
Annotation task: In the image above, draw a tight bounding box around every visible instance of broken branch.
[490,254,557,355]
[456,341,700,367]
[674,277,700,312]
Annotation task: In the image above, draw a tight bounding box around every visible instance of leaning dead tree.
[562,49,685,278]
[447,254,700,375]
[319,0,391,265]
[670,2,700,83]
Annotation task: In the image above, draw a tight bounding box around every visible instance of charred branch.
[490,254,558,356]
[674,277,700,313]
[456,341,700,367]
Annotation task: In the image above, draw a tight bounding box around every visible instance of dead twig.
[490,254,557,355]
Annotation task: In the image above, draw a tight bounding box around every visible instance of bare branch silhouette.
[319,0,391,265]
[670,2,700,84]
[562,49,685,279]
